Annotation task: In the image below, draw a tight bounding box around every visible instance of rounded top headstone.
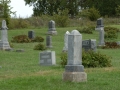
[70,30,80,35]
[65,31,70,34]
[2,20,7,29]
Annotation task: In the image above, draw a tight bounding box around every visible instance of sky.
[10,0,33,18]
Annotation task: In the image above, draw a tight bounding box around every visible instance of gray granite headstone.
[0,20,11,50]
[28,30,35,39]
[82,39,97,52]
[96,18,104,28]
[40,50,56,66]
[63,30,87,82]
[95,18,105,46]
[47,20,57,35]
[62,31,70,52]
[46,35,52,48]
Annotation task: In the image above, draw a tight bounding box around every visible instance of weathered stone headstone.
[62,31,70,52]
[40,50,56,66]
[46,35,52,48]
[0,20,11,50]
[28,30,35,39]
[63,30,87,82]
[82,39,97,52]
[95,18,105,46]
[47,20,57,35]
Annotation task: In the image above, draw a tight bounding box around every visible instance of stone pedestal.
[46,35,52,48]
[95,27,105,46]
[63,72,87,82]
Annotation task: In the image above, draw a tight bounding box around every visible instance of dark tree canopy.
[81,0,120,16]
[24,0,80,17]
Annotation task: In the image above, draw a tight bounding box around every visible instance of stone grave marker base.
[47,31,57,35]
[63,72,87,82]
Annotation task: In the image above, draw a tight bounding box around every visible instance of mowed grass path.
[0,26,120,90]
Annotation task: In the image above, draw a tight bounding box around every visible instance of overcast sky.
[10,0,33,18]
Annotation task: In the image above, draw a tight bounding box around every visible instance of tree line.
[24,0,120,17]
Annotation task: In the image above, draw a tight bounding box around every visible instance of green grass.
[0,26,120,90]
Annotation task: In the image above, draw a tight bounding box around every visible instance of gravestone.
[82,39,97,52]
[47,20,57,35]
[46,35,52,48]
[62,31,70,52]
[95,18,105,46]
[40,50,56,66]
[63,30,87,82]
[0,20,11,50]
[28,30,35,39]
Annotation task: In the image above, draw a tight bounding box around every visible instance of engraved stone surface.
[82,39,97,52]
[40,51,56,66]
[28,30,35,39]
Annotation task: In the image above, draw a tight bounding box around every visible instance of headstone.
[62,31,70,52]
[96,18,104,28]
[40,50,56,66]
[46,35,52,48]
[82,39,97,52]
[0,20,11,50]
[95,18,105,46]
[63,30,87,82]
[47,20,57,35]
[28,30,35,39]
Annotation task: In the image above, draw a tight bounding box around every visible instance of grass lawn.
[0,26,120,90]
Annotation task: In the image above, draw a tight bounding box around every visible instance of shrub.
[34,43,46,51]
[102,42,120,49]
[31,36,44,42]
[104,27,119,39]
[60,50,112,68]
[60,52,67,67]
[11,35,31,43]
[77,26,95,34]
[9,18,30,29]
[53,9,69,27]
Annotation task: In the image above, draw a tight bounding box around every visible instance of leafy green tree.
[82,0,120,16]
[0,0,15,26]
[24,0,80,17]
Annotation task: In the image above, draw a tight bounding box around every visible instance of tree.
[82,0,120,17]
[0,0,15,26]
[24,0,80,17]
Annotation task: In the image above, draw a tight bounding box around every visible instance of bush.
[34,43,46,51]
[102,42,120,49]
[104,27,119,39]
[9,18,30,29]
[77,26,95,34]
[11,35,31,43]
[60,50,112,68]
[53,9,69,27]
[60,52,67,67]
[31,36,44,42]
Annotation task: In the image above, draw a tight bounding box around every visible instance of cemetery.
[0,18,120,90]
[1,0,120,89]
